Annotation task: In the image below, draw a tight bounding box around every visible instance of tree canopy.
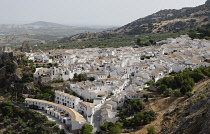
[81,124,93,134]
[5,60,17,75]
[188,23,210,39]
[100,121,123,134]
[0,101,64,134]
[155,66,210,96]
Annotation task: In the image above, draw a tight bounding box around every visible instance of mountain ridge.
[59,1,210,43]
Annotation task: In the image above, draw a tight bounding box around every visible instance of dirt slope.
[133,97,186,134]
[131,78,210,134]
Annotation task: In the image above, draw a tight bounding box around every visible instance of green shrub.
[52,79,64,83]
[3,116,11,125]
[147,126,156,134]
[198,93,206,100]
[186,92,193,98]
[29,104,39,110]
[81,124,93,134]
[173,89,182,97]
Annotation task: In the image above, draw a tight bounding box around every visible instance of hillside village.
[1,34,210,133]
[1,0,210,133]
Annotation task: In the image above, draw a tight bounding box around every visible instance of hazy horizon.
[0,0,206,26]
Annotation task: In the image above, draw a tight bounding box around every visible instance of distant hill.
[0,21,115,45]
[0,21,111,36]
[26,21,70,28]
[59,0,210,43]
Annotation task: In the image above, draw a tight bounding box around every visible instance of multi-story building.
[55,90,80,109]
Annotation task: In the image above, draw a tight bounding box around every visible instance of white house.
[78,101,95,124]
[100,108,119,124]
[55,90,81,109]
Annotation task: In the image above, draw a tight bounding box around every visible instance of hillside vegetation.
[0,101,64,134]
[38,31,187,50]
[188,23,210,39]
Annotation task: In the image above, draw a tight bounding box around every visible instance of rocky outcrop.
[0,52,35,95]
[0,52,14,64]
[20,41,31,52]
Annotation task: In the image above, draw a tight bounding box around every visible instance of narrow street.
[92,109,101,133]
[36,110,72,134]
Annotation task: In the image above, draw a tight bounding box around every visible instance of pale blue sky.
[0,0,206,26]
